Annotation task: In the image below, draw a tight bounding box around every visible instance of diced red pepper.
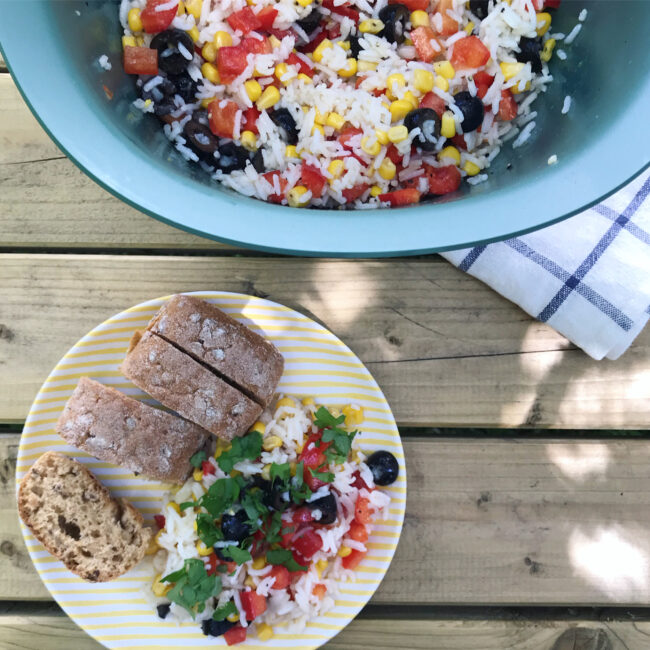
[498,89,518,121]
[205,552,219,576]
[341,548,366,570]
[342,183,370,202]
[544,0,562,7]
[378,188,421,206]
[411,26,442,63]
[451,134,467,150]
[435,0,459,36]
[299,29,327,54]
[389,0,428,10]
[384,144,402,168]
[312,583,327,598]
[292,527,323,559]
[348,521,369,543]
[268,565,291,590]
[450,35,490,70]
[241,35,272,55]
[292,506,315,525]
[473,71,494,100]
[227,6,262,34]
[224,625,247,645]
[321,0,359,21]
[140,0,178,34]
[154,514,166,529]
[262,171,288,203]
[217,45,248,84]
[300,164,327,198]
[208,100,239,139]
[354,495,374,524]
[298,433,331,490]
[241,106,260,135]
[287,52,314,77]
[256,6,278,30]
[426,164,461,195]
[419,91,446,116]
[327,23,342,40]
[201,460,215,475]
[241,590,267,620]
[123,46,158,75]
[532,0,544,9]
[351,470,371,491]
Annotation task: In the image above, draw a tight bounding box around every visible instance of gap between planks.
[4,434,650,606]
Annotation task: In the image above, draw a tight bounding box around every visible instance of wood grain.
[2,607,649,650]
[0,75,230,250]
[6,434,650,605]
[2,254,649,428]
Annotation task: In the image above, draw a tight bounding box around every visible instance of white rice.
[98,54,112,71]
[561,95,572,114]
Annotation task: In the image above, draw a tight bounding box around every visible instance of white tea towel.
[442,170,650,360]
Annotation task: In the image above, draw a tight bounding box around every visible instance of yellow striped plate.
[17,292,406,649]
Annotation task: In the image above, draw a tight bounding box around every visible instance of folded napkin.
[442,170,650,360]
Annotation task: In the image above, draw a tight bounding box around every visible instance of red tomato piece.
[154,514,166,529]
[292,506,315,525]
[348,521,369,543]
[473,71,494,100]
[378,188,421,206]
[321,0,359,21]
[450,35,490,69]
[419,91,446,116]
[351,470,371,491]
[426,165,461,195]
[299,29,327,54]
[242,36,272,55]
[208,100,239,139]
[140,0,178,34]
[544,0,562,7]
[435,0,459,36]
[123,46,158,75]
[341,548,366,570]
[292,527,323,559]
[411,26,441,63]
[354,496,374,524]
[300,164,327,198]
[256,6,278,30]
[451,134,467,150]
[205,552,219,576]
[327,23,342,39]
[287,52,314,77]
[217,45,248,84]
[298,434,331,490]
[201,460,215,475]
[342,183,370,202]
[268,565,291,590]
[498,89,518,121]
[224,625,247,645]
[338,126,362,149]
[312,583,327,598]
[532,0,544,8]
[262,171,288,203]
[240,590,267,620]
[389,0,428,10]
[241,106,260,135]
[227,6,262,34]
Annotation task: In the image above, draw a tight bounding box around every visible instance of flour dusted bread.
[121,330,262,440]
[56,377,210,483]
[147,294,284,407]
[17,451,152,582]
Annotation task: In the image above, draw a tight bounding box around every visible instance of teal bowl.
[1,1,649,256]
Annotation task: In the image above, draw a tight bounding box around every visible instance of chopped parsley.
[162,559,222,617]
[309,466,335,483]
[290,461,312,503]
[195,512,223,547]
[212,601,238,621]
[217,431,263,474]
[198,476,245,519]
[266,548,308,572]
[220,545,252,565]
[189,450,207,468]
[313,406,358,463]
[270,461,291,483]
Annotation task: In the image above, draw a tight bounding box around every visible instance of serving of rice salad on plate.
[146,396,399,645]
[119,0,581,208]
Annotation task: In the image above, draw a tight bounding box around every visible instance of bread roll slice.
[147,295,284,407]
[56,377,210,483]
[17,451,152,582]
[121,330,262,440]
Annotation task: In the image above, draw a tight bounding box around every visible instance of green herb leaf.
[266,548,308,572]
[179,501,195,511]
[190,450,207,469]
[313,406,346,430]
[217,431,263,474]
[221,545,252,565]
[240,489,268,532]
[314,407,358,464]
[263,510,284,545]
[196,512,223,547]
[162,559,222,617]
[290,462,312,503]
[270,462,291,483]
[212,601,238,621]
[198,476,244,519]
[309,467,335,483]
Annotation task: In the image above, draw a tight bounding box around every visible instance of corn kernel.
[312,123,325,136]
[338,40,351,51]
[404,37,413,45]
[370,185,383,197]
[244,79,262,102]
[154,529,164,546]
[359,19,384,34]
[274,62,290,85]
[312,39,333,63]
[374,129,389,145]
[127,7,143,32]
[328,159,345,180]
[297,0,312,6]
[177,0,185,14]
[201,62,220,84]
[464,20,475,34]
[185,0,202,19]
[361,136,381,156]
[441,110,456,138]
[169,501,181,515]
[338,546,352,558]
[263,435,283,451]
[387,125,408,143]
[268,34,282,49]
[257,623,274,641]
[200,97,214,109]
[202,42,217,62]
[188,26,200,43]
[510,79,530,94]
[302,397,315,406]
[145,534,159,555]
[500,61,525,81]
[122,35,137,49]
[350,448,361,463]
[357,60,377,72]
[463,160,481,176]
[135,35,145,46]
[252,555,267,570]
[248,421,264,435]
[386,73,406,100]
[434,75,449,92]
[227,612,240,623]
[276,397,296,409]
[244,575,256,588]
[378,158,396,180]
[342,405,364,425]
[403,90,419,109]
[413,68,434,93]
[193,520,198,532]
[288,185,310,207]
[316,559,328,572]
[314,108,327,125]
[410,10,429,27]
[389,99,412,122]
[433,60,455,79]
[259,463,271,480]
[320,113,342,132]
[196,541,212,556]
[536,11,552,36]
[285,145,298,159]
[439,145,461,165]
[256,85,280,110]
[193,468,204,482]
[540,37,556,62]
[214,30,233,48]
[241,130,258,151]
[297,72,313,83]
[152,574,171,597]
[338,58,357,78]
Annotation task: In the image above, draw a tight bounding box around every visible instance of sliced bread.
[56,377,210,483]
[17,451,152,582]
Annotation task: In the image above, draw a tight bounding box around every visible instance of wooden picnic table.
[2,63,650,649]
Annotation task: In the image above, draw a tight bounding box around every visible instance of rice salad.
[145,396,398,645]
[120,0,576,208]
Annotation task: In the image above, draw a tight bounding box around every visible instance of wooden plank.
[0,75,231,250]
[2,254,649,428]
[5,434,650,605]
[1,607,647,650]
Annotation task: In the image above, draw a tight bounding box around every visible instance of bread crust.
[56,377,210,483]
[147,295,284,407]
[17,451,152,582]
